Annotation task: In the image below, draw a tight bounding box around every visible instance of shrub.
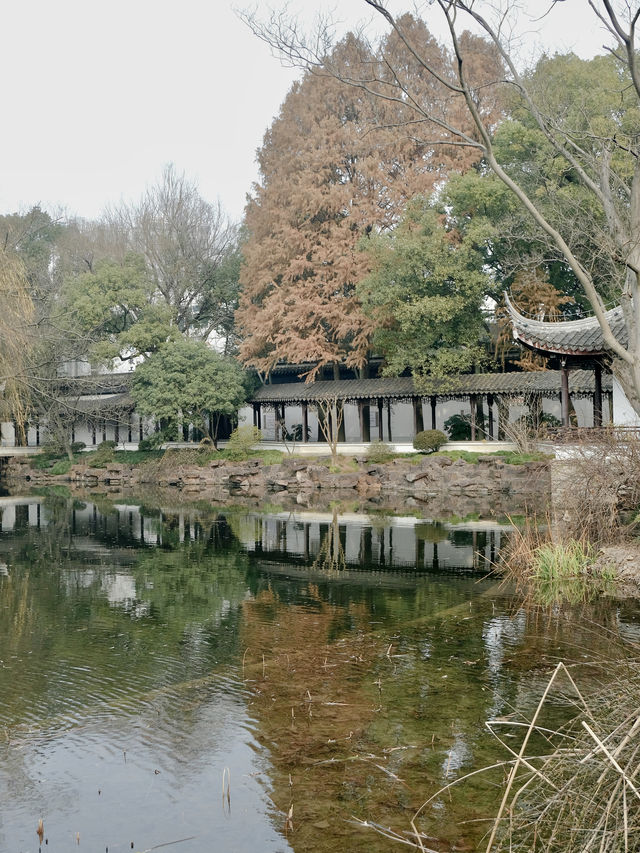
[226,426,262,460]
[71,441,86,453]
[444,412,471,440]
[49,458,73,475]
[138,432,167,452]
[87,440,117,468]
[413,429,447,453]
[365,440,394,464]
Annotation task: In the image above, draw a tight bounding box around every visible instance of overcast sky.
[0,0,615,224]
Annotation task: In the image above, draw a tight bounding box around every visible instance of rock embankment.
[5,452,549,507]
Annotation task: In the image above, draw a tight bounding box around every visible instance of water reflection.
[0,495,636,852]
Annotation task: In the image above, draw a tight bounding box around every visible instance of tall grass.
[499,519,615,605]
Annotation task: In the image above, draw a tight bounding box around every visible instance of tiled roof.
[505,294,628,355]
[36,392,134,416]
[56,373,132,395]
[251,370,611,404]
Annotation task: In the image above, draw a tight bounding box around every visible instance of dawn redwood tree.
[247,1,640,414]
[130,338,248,445]
[237,16,502,379]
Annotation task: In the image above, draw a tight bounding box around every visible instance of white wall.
[613,376,640,426]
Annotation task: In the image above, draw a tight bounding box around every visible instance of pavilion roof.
[504,293,627,356]
[251,370,611,405]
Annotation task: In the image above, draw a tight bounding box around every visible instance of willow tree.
[237,15,502,379]
[0,252,36,442]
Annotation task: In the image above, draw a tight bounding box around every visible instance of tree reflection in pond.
[0,494,636,852]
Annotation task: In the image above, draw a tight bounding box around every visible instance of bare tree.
[313,508,346,572]
[243,2,640,415]
[106,164,238,339]
[315,395,345,463]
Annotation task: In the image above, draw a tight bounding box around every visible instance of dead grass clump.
[371,660,640,852]
[555,431,640,544]
[488,661,640,852]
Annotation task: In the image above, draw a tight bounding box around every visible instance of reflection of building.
[235,510,507,574]
[0,499,508,576]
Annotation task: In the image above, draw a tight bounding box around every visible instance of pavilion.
[504,294,628,427]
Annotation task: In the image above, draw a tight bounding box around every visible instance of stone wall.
[4,453,550,515]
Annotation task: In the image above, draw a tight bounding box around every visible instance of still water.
[0,495,638,852]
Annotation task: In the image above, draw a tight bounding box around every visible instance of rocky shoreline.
[4,451,550,515]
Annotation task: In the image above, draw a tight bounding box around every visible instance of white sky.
[0,0,615,224]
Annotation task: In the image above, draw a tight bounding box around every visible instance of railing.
[545,425,640,444]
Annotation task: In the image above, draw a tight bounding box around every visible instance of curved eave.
[514,332,607,358]
[504,292,627,356]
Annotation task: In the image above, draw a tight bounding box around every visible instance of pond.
[0,495,638,853]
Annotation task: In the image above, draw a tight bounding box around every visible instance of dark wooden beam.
[413,397,424,435]
[594,363,603,427]
[561,363,570,427]
[487,393,494,440]
[470,395,477,441]
[359,400,371,442]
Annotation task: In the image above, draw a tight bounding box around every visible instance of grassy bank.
[30,444,549,474]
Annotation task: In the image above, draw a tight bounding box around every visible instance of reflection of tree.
[0,498,252,739]
[415,521,448,570]
[313,509,346,573]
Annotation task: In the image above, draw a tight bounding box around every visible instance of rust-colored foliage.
[496,269,575,370]
[238,18,504,379]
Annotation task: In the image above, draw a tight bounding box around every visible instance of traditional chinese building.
[504,294,634,426]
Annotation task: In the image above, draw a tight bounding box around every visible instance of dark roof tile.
[505,294,627,355]
[251,370,610,403]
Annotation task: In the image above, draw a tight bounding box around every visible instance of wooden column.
[594,363,603,427]
[302,403,308,442]
[413,397,424,436]
[387,400,393,443]
[470,395,477,441]
[359,400,371,442]
[431,396,437,430]
[487,393,494,440]
[378,399,384,440]
[561,363,570,427]
[252,403,259,428]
